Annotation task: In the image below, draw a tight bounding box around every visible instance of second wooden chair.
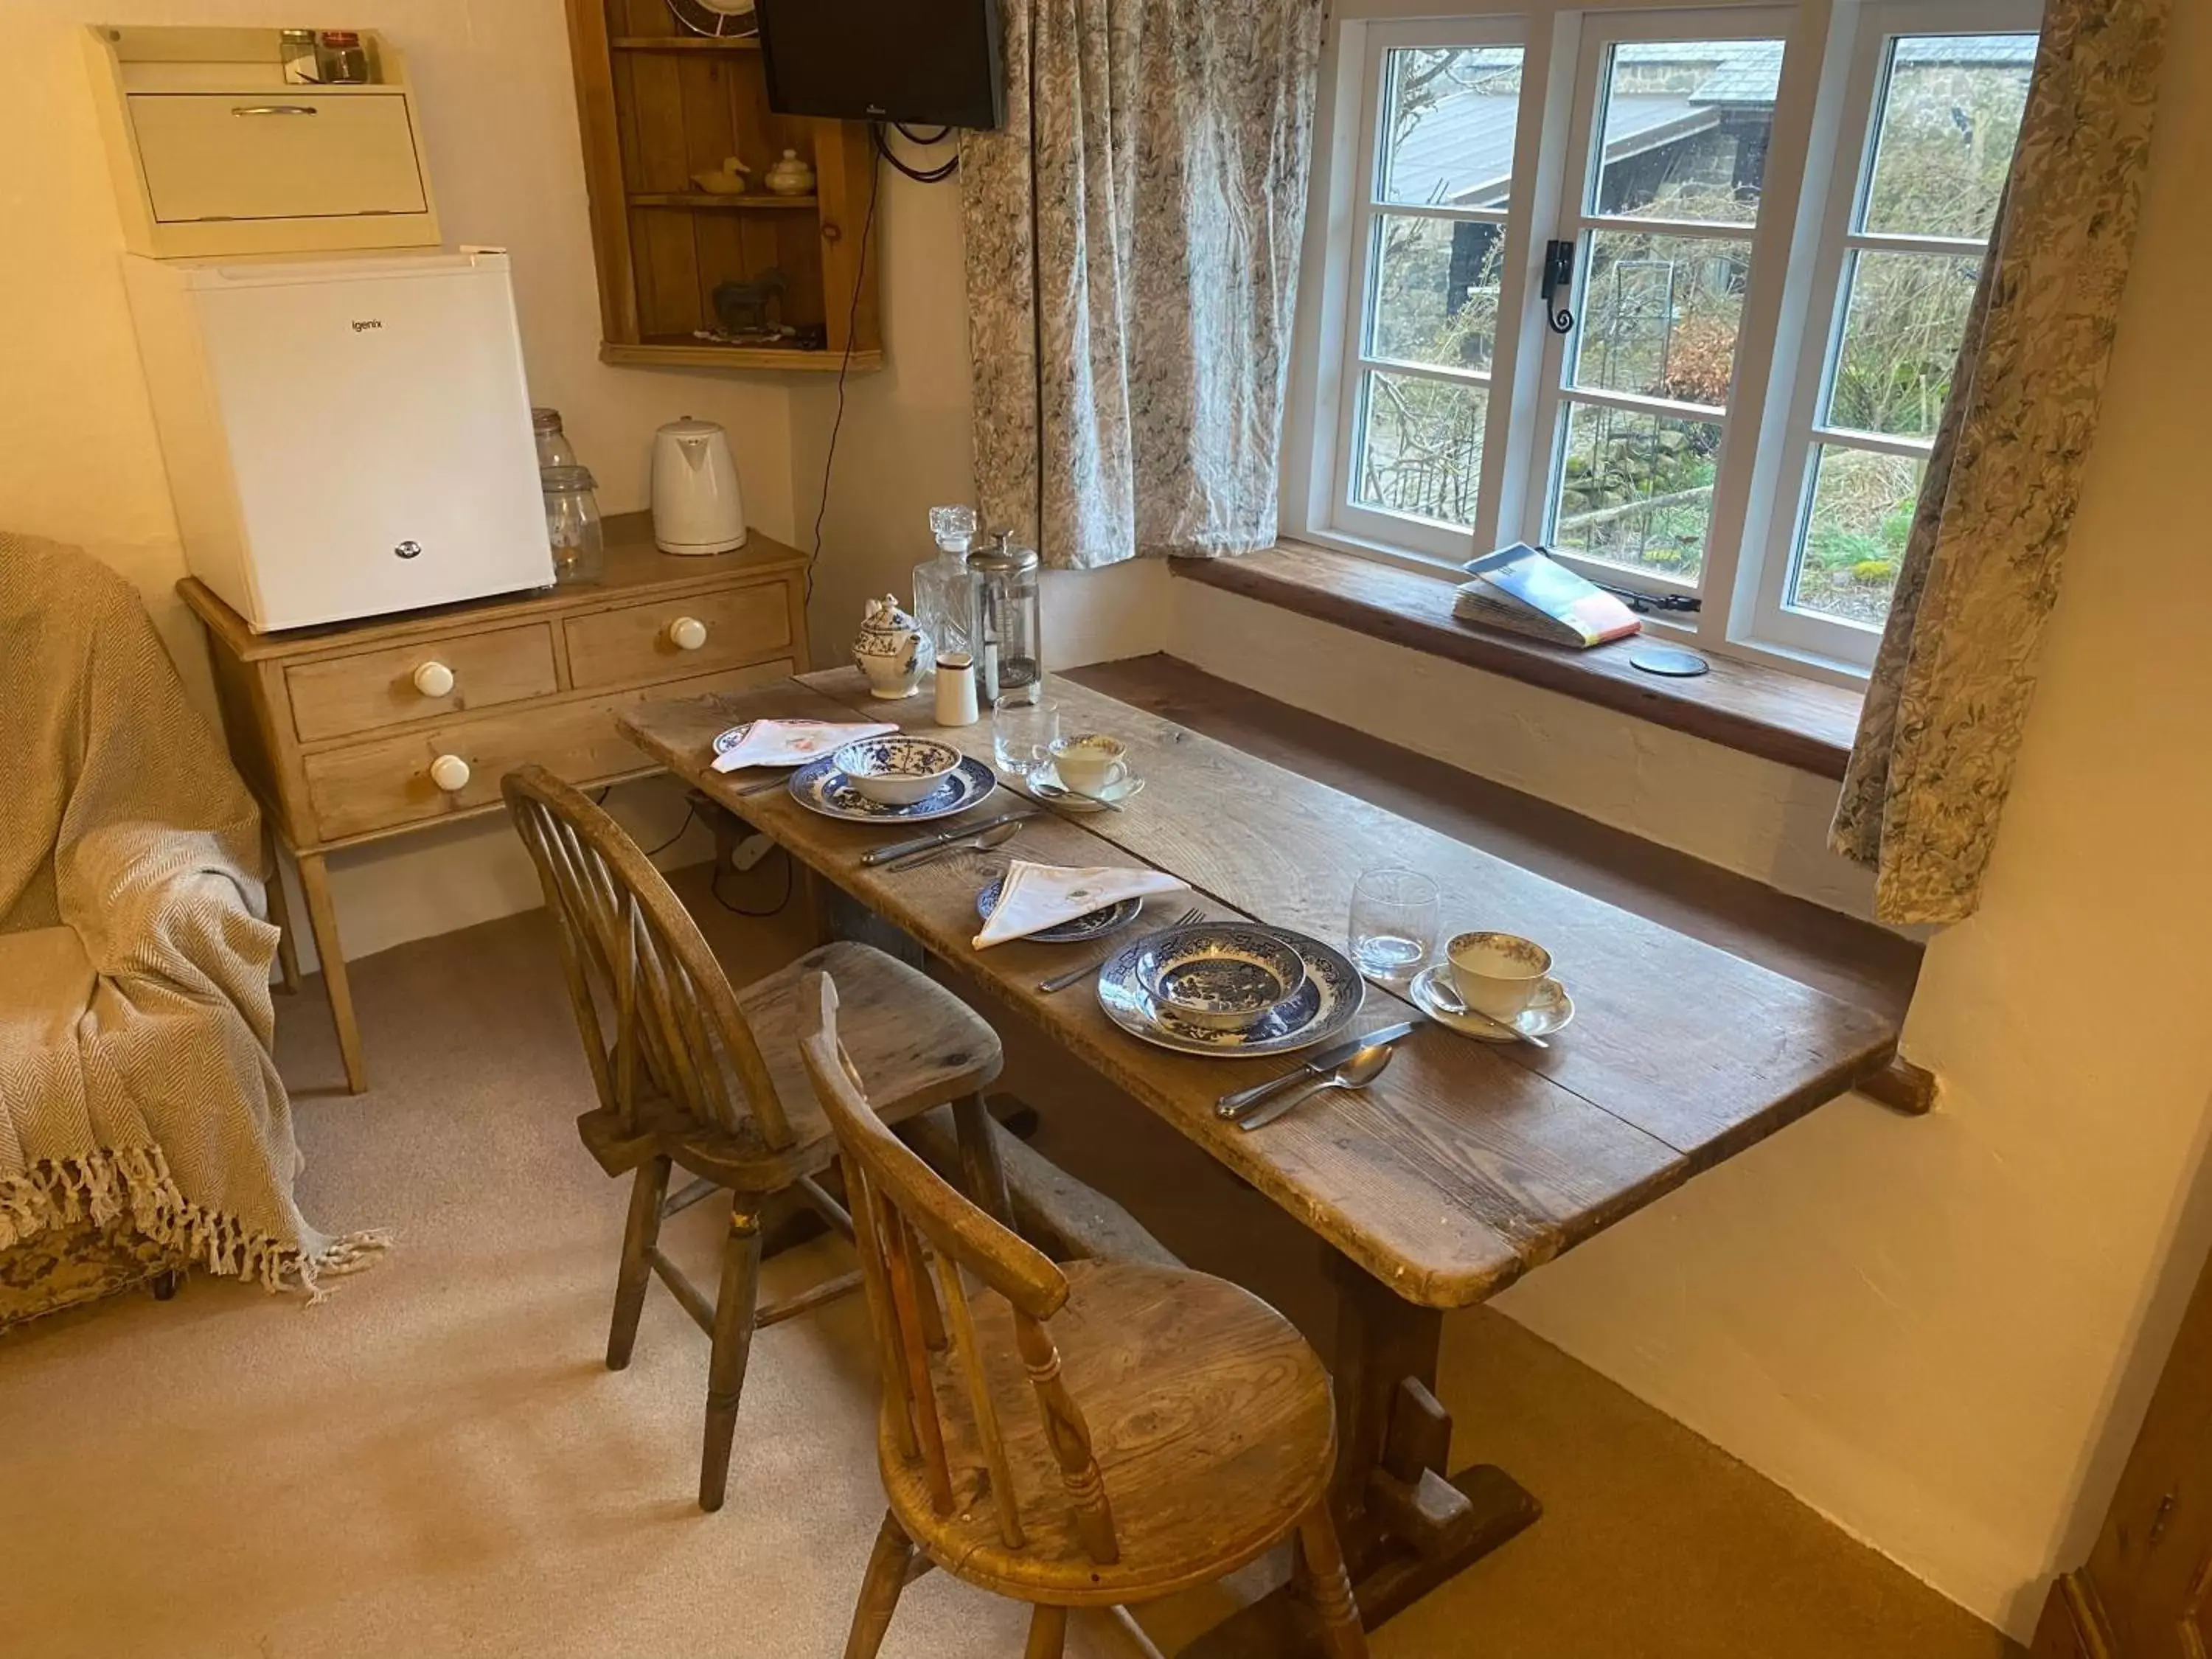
[503,765,1004,1512]
[796,968,1371,1659]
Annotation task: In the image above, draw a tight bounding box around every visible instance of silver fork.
[1037,905,1204,995]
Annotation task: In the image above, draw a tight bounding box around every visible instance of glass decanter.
[911,504,979,685]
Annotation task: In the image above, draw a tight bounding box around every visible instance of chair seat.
[882,1257,1337,1607]
[577,941,1002,1192]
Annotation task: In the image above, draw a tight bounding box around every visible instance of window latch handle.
[1542,239,1576,335]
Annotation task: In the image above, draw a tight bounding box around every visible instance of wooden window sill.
[1171,545,1865,779]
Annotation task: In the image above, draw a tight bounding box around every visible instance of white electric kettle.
[650,416,748,555]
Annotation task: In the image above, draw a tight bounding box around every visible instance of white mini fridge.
[125,248,552,633]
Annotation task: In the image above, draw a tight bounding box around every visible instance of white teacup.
[1049,732,1130,797]
[1446,931,1554,1022]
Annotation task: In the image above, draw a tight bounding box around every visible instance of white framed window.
[1742,0,2039,664]
[1286,0,2040,682]
[1326,18,1535,563]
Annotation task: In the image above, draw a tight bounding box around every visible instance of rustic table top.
[617,668,1897,1312]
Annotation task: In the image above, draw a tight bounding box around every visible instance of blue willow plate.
[975,872,1145,945]
[1096,926,1364,1058]
[787,753,998,824]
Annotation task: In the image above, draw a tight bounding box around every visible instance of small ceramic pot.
[764,148,816,196]
[852,595,925,700]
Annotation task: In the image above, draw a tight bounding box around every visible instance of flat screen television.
[757,0,1005,131]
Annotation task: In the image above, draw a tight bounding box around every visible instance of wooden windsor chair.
[796,970,1371,1659]
[501,765,1004,1512]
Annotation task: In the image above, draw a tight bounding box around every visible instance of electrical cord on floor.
[711,843,795,917]
[636,804,695,858]
[805,139,885,606]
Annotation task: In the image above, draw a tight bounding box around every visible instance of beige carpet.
[0,868,2016,1659]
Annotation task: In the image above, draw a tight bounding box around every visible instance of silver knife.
[1215,1020,1419,1121]
[860,810,1031,867]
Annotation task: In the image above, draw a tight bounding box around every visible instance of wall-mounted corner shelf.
[566,1,882,375]
[602,340,886,373]
[625,192,818,210]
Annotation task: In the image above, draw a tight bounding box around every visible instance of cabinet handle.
[668,616,709,651]
[412,661,456,698]
[428,754,472,793]
[232,104,320,116]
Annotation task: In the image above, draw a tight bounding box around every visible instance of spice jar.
[970,530,1043,706]
[541,465,605,585]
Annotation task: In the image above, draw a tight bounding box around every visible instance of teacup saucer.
[1409,964,1574,1042]
[1035,763,1146,813]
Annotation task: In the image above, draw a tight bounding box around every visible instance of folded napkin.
[973,860,1191,950]
[712,718,898,772]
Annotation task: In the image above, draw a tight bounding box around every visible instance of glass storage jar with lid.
[971,529,1042,706]
[541,465,604,585]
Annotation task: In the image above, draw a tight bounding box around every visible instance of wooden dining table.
[618,667,1898,1654]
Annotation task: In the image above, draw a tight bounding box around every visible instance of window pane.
[1550,402,1721,579]
[1571,231,1750,405]
[1593,40,1781,226]
[1790,445,1926,625]
[1861,35,2037,240]
[1823,250,1983,439]
[1380,47,1526,209]
[1368,215,1506,374]
[1354,370,1489,526]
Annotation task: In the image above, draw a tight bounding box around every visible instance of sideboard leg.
[295,850,366,1094]
[261,820,302,995]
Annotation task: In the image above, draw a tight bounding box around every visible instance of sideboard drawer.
[301,658,793,841]
[285,622,560,744]
[564,582,793,692]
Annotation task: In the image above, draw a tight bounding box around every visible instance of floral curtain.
[959,0,1326,569]
[1831,0,2171,925]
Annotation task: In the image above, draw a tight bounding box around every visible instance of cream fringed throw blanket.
[0,533,386,1295]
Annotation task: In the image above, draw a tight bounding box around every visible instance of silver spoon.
[1427,976,1548,1049]
[1032,777,1133,813]
[880,817,1023,872]
[1237,1043,1394,1133]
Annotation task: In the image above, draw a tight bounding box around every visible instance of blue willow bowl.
[831,734,964,807]
[1136,924,1309,1032]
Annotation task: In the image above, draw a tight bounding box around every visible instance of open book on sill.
[1453,544,1642,650]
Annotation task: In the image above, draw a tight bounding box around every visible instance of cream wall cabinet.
[86,25,442,257]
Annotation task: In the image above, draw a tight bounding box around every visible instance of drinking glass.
[1349,867,1439,984]
[992,697,1060,779]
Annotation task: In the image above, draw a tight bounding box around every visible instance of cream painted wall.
[785,149,1167,678]
[0,0,796,964]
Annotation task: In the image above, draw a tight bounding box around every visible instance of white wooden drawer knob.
[668,616,709,651]
[428,754,472,793]
[412,661,456,698]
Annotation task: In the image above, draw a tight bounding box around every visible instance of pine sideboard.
[180,512,810,1092]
